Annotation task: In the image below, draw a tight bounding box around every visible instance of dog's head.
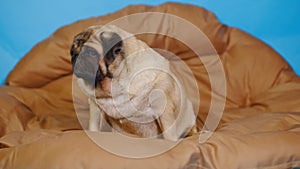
[70,25,129,96]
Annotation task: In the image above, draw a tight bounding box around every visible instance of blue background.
[1,0,299,85]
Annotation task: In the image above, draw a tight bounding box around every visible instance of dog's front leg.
[88,98,112,132]
[88,98,101,131]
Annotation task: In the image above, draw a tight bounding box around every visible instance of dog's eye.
[113,47,122,56]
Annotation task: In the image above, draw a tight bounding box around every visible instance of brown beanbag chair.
[1,2,300,168]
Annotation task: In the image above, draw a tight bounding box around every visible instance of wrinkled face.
[70,27,124,95]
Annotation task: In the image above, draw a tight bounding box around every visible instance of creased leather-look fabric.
[1,2,300,169]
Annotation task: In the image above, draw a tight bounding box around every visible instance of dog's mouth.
[71,30,123,89]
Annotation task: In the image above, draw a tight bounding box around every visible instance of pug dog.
[70,25,196,141]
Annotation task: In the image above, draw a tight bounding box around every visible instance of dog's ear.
[70,29,94,64]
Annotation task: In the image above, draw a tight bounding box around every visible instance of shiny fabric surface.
[0,2,300,169]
